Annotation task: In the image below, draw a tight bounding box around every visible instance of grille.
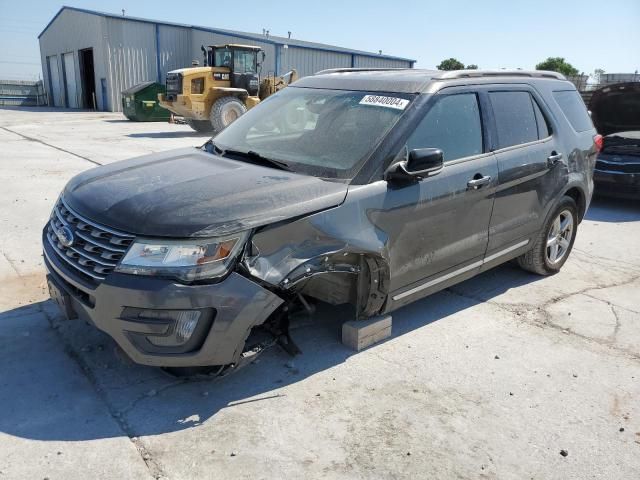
[165,72,183,96]
[596,159,640,174]
[45,198,134,282]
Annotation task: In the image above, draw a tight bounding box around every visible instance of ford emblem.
[55,226,74,247]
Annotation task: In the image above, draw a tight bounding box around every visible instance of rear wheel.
[210,96,247,133]
[517,196,578,275]
[186,119,213,133]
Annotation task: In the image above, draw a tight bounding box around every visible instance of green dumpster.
[121,82,171,122]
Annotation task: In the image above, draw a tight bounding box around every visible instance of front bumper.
[594,169,640,199]
[43,232,283,367]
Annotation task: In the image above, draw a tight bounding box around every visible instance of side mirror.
[385,148,444,182]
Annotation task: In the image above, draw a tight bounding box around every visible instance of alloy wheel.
[546,209,574,264]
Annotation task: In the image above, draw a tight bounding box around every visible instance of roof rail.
[315,67,410,75]
[433,70,566,80]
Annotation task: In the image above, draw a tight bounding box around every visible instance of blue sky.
[1,0,638,80]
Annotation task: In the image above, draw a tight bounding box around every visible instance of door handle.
[467,175,492,189]
[547,152,563,167]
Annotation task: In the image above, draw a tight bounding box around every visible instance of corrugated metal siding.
[0,80,46,106]
[353,56,411,69]
[39,8,415,112]
[38,9,108,109]
[104,18,157,112]
[158,25,191,80]
[600,73,640,85]
[190,29,276,74]
[280,46,350,77]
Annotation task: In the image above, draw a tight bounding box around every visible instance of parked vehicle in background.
[43,69,598,371]
[589,82,640,199]
[158,44,297,133]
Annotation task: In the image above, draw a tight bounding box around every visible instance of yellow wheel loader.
[158,44,297,133]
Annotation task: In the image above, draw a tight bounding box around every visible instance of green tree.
[437,58,465,70]
[535,57,579,76]
[465,64,479,70]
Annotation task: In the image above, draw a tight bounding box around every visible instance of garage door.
[62,52,78,108]
[47,55,63,107]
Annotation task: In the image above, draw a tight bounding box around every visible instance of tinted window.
[490,91,538,149]
[532,98,550,138]
[407,93,483,162]
[553,90,593,132]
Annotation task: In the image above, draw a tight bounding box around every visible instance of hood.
[589,82,640,136]
[64,148,348,238]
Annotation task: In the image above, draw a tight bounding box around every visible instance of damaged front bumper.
[43,236,284,367]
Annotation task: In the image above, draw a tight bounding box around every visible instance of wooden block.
[342,315,392,351]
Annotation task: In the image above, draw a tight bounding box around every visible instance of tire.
[186,119,213,133]
[517,196,578,275]
[210,96,247,133]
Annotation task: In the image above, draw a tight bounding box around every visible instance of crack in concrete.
[0,126,103,166]
[446,272,640,363]
[1,251,21,277]
[119,379,187,416]
[38,303,168,480]
[573,248,640,269]
[610,305,622,343]
[581,291,640,315]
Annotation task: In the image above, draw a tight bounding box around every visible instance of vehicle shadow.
[0,262,542,442]
[0,106,94,113]
[127,131,211,139]
[586,195,640,223]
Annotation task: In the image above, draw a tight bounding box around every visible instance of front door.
[370,90,498,306]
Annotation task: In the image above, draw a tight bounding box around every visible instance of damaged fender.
[242,183,393,318]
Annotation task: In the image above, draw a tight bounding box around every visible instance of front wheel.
[210,96,247,133]
[517,196,578,275]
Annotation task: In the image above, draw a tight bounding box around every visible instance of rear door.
[483,86,566,258]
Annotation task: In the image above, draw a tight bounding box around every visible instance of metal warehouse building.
[39,6,415,112]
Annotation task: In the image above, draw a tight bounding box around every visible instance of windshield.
[234,50,257,74]
[212,87,414,179]
[214,48,232,67]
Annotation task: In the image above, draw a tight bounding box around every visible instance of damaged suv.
[44,69,598,369]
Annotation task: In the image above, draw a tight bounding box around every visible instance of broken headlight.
[115,232,248,282]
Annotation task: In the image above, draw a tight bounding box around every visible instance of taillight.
[593,134,604,152]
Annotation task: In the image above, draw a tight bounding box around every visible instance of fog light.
[139,310,201,347]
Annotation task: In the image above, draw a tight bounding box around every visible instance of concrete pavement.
[0,107,638,479]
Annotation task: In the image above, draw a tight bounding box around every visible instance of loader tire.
[210,96,247,133]
[186,119,213,133]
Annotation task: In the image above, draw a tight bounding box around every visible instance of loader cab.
[208,44,262,97]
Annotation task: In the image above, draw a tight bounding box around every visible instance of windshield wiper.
[222,149,293,172]
[202,140,224,155]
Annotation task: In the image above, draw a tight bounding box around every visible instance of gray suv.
[43,69,598,369]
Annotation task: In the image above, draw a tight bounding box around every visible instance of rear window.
[552,90,593,132]
[489,91,538,149]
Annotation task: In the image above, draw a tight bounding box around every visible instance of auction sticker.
[359,95,409,110]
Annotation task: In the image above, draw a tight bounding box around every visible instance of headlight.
[115,232,248,282]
